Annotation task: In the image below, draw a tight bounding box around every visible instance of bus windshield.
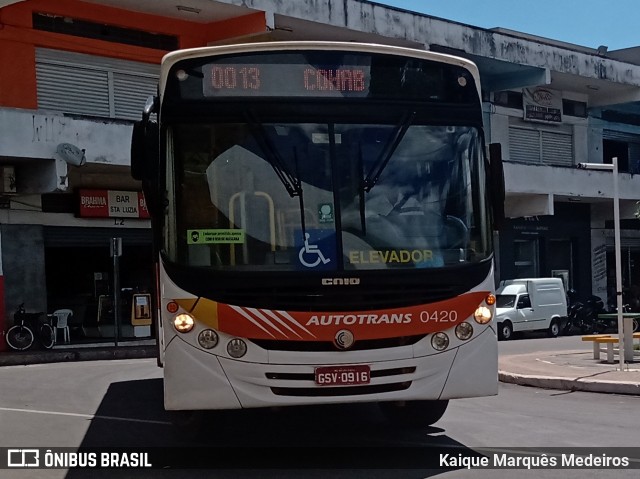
[167,119,491,272]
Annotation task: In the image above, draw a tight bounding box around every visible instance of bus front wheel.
[379,399,449,427]
[168,410,206,439]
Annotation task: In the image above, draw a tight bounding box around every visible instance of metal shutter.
[603,130,640,143]
[541,130,573,166]
[113,72,157,120]
[37,62,111,117]
[509,127,573,166]
[509,127,540,163]
[36,48,158,120]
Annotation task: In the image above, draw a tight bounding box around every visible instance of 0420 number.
[419,310,458,323]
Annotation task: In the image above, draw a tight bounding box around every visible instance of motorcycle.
[564,291,608,335]
[584,295,608,333]
[565,300,587,335]
[563,290,582,335]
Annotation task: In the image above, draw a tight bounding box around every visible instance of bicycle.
[5,303,55,351]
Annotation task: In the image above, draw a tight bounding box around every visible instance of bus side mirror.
[488,143,505,230]
[131,95,159,181]
[131,96,160,216]
[131,119,159,181]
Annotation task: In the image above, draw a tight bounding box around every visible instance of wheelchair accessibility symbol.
[299,233,331,268]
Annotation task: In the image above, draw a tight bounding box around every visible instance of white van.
[495,278,568,340]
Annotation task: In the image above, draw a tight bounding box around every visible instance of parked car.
[495,278,568,340]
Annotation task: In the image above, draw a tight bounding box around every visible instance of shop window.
[514,239,539,278]
[549,239,573,286]
[494,91,523,109]
[606,247,640,312]
[603,139,631,173]
[562,99,587,118]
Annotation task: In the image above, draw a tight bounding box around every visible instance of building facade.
[1,0,639,348]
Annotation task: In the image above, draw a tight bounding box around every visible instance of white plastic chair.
[52,309,73,344]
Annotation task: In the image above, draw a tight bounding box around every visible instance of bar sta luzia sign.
[78,189,150,219]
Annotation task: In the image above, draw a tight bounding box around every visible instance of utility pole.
[111,237,122,348]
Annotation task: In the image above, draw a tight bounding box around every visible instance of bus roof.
[158,40,481,101]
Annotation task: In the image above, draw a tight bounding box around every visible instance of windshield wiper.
[362,110,416,192]
[246,110,301,198]
[245,111,308,242]
[357,143,366,234]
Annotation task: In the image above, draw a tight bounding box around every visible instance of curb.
[0,346,157,367]
[499,370,640,396]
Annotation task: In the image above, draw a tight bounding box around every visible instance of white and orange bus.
[132,41,505,427]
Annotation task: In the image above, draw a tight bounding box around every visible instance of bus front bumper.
[163,326,497,411]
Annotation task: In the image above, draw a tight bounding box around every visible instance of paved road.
[498,332,587,354]
[1,354,639,478]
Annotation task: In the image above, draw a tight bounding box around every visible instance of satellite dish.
[57,143,86,166]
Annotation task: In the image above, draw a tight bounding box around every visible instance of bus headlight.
[431,332,449,351]
[227,338,247,358]
[198,329,219,349]
[455,322,474,340]
[173,313,195,333]
[474,306,492,324]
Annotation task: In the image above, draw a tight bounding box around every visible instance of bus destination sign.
[202,63,371,98]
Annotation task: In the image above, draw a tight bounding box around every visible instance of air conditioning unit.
[0,166,17,194]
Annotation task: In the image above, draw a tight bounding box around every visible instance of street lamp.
[577,157,625,371]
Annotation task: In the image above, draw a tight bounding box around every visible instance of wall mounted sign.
[523,87,562,123]
[78,189,150,219]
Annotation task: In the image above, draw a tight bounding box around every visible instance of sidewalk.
[0,340,157,367]
[499,349,640,396]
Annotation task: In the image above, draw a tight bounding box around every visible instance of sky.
[377,0,640,51]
